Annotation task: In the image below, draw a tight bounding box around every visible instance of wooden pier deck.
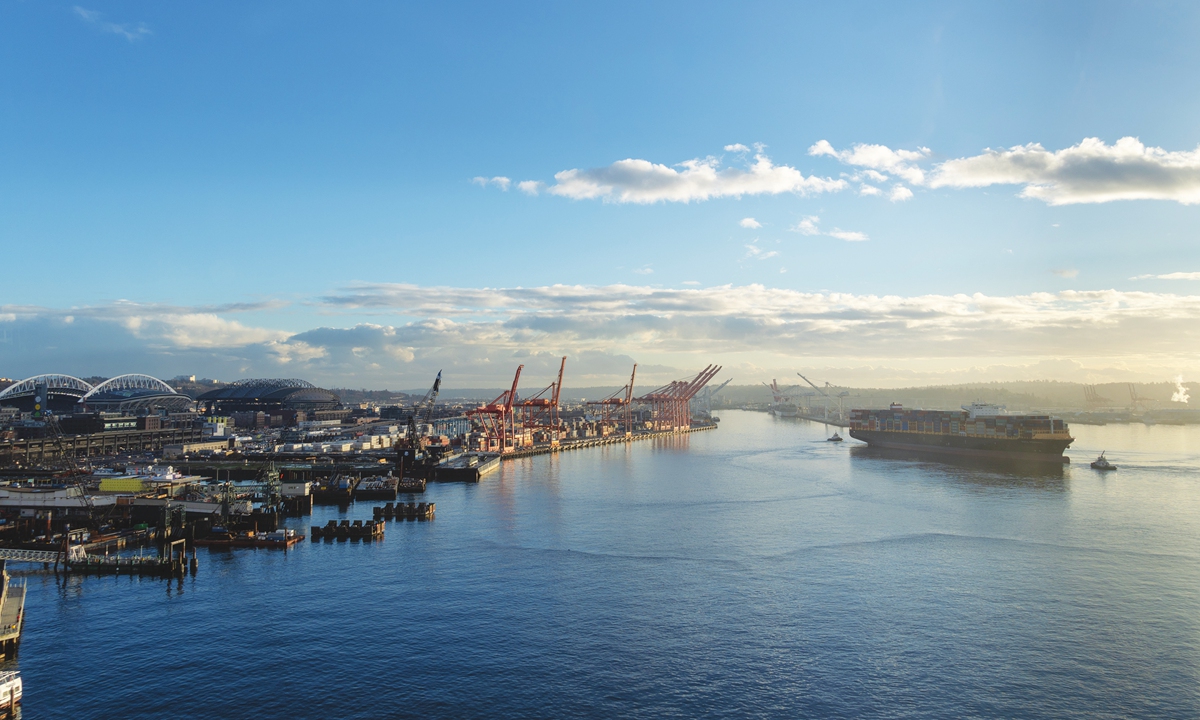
[0,563,24,660]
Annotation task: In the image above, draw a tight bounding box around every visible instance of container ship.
[848,402,1074,463]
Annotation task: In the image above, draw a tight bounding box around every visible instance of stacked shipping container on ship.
[848,402,1074,463]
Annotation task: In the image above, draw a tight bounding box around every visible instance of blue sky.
[2,1,1200,390]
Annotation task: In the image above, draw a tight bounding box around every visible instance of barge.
[848,402,1074,464]
[433,453,500,483]
[312,475,358,504]
[194,528,303,549]
[355,475,398,501]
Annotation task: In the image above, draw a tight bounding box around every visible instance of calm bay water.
[13,410,1200,718]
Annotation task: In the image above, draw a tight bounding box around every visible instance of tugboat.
[1090,451,1117,471]
[827,432,843,442]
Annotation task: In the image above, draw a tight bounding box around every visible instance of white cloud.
[471,176,511,191]
[858,184,882,197]
[739,217,762,229]
[74,6,151,41]
[517,180,541,195]
[724,144,751,153]
[744,244,779,260]
[889,184,914,202]
[681,281,701,286]
[544,147,846,203]
[1131,271,1200,280]
[1052,269,1080,279]
[930,137,1200,205]
[827,229,869,242]
[788,215,868,242]
[809,140,930,185]
[790,216,821,235]
[632,266,654,275]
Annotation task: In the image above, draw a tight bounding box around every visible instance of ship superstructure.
[848,403,1073,463]
[765,380,798,418]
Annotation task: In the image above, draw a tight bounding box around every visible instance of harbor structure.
[0,561,25,661]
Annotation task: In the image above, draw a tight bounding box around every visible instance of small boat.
[1090,451,1117,471]
[0,671,22,712]
[827,432,843,442]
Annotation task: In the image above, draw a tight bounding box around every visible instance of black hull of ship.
[848,429,1072,464]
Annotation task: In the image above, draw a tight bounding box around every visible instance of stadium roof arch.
[196,378,340,413]
[80,374,194,413]
[0,374,95,412]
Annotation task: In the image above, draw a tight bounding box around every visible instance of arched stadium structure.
[0,374,94,413]
[196,378,340,413]
[80,374,195,413]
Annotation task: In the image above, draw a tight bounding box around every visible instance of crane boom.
[796,372,833,398]
[419,370,442,424]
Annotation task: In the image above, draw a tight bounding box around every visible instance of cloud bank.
[1132,271,1200,280]
[5,285,1200,388]
[512,137,1200,208]
[812,136,1200,206]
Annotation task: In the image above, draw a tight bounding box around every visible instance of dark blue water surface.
[14,411,1200,718]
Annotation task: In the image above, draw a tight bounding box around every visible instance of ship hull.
[849,429,1072,464]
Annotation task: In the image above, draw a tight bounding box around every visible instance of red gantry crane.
[586,364,637,437]
[515,356,567,447]
[467,365,523,453]
[635,364,722,432]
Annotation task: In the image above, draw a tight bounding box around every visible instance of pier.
[502,423,717,460]
[0,563,24,661]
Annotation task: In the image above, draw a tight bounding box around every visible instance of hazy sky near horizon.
[3,1,1200,391]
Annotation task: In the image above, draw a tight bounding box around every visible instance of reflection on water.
[849,443,1069,491]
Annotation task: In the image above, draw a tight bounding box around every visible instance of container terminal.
[0,360,723,572]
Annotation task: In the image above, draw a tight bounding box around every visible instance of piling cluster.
[310,519,384,541]
[373,502,435,521]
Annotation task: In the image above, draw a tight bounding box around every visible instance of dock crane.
[516,357,567,446]
[796,373,849,421]
[586,364,637,437]
[397,371,442,478]
[467,365,523,453]
[695,377,732,415]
